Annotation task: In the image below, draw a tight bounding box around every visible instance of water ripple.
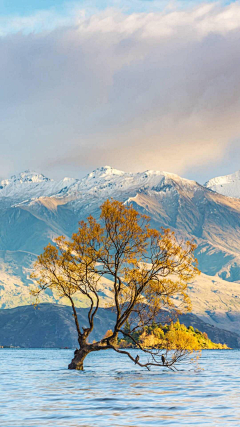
[0,349,240,426]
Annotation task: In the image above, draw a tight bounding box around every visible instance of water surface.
[0,349,239,426]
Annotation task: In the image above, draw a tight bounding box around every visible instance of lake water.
[0,349,239,426]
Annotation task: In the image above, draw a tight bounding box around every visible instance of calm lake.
[0,349,239,426]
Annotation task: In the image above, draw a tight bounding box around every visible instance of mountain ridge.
[1,167,239,208]
[205,169,240,199]
[1,166,240,280]
[0,166,239,339]
[0,303,239,349]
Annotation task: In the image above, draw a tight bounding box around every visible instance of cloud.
[0,2,240,180]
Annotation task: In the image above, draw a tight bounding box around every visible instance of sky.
[0,0,239,183]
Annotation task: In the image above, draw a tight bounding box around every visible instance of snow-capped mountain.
[205,170,240,199]
[0,166,199,204]
[0,170,76,203]
[0,166,240,268]
[0,166,240,333]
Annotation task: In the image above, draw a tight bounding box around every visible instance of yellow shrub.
[165,329,201,350]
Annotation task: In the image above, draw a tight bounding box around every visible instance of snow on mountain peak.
[0,170,51,188]
[0,165,201,205]
[12,170,51,183]
[1,165,236,207]
[0,170,76,201]
[87,166,125,179]
[76,166,127,193]
[205,170,240,199]
[74,167,199,202]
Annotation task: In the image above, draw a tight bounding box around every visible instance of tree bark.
[68,347,91,370]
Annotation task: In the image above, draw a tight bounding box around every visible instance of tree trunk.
[68,347,91,370]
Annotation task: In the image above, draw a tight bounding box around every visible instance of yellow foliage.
[103,329,113,339]
[121,321,229,351]
[165,329,201,351]
[139,331,159,348]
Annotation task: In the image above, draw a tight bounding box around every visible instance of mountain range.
[0,167,239,338]
[1,304,240,349]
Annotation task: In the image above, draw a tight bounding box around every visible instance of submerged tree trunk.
[68,346,91,370]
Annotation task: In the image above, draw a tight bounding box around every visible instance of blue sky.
[0,0,235,16]
[0,1,237,36]
[0,0,65,15]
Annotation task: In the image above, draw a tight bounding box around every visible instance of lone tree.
[32,199,199,370]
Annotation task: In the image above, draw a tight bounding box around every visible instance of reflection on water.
[0,349,239,426]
